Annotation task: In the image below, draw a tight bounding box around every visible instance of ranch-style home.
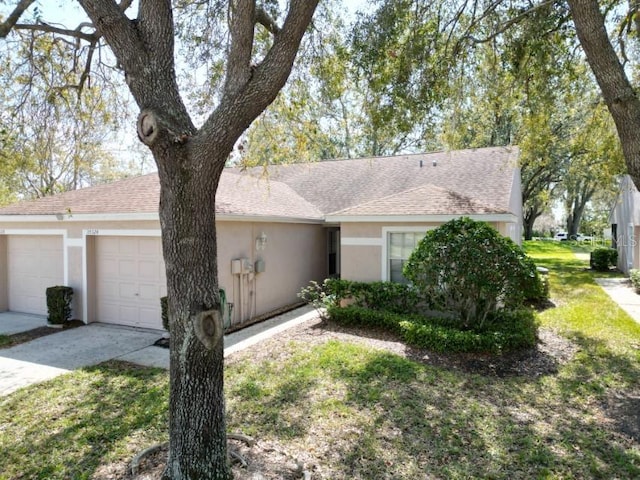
[0,146,522,330]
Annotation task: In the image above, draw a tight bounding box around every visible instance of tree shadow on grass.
[0,361,169,479]
[311,339,640,479]
[313,319,573,379]
[226,350,320,441]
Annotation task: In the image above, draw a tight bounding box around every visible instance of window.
[388,232,425,283]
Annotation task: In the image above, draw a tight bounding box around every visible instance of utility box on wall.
[255,259,265,273]
[231,259,242,274]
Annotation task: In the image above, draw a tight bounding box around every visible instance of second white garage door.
[95,236,166,330]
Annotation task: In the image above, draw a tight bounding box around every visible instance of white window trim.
[381,226,435,281]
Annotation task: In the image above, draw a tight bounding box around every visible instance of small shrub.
[590,248,617,271]
[630,269,640,293]
[301,279,420,317]
[45,286,73,325]
[298,279,338,319]
[323,279,419,314]
[403,217,542,329]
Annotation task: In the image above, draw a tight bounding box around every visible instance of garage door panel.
[8,235,64,316]
[95,236,166,329]
[139,260,161,278]
[138,237,161,254]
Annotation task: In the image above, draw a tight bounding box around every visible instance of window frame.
[381,226,434,282]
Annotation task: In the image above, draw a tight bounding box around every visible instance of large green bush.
[403,217,542,329]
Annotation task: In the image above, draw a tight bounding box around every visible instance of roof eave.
[0,212,325,225]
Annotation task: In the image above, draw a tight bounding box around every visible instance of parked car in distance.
[554,232,593,242]
[576,233,593,242]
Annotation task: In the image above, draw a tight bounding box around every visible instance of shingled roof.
[0,146,518,221]
[247,146,519,216]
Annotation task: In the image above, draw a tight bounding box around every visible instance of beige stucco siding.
[340,245,382,282]
[0,236,7,311]
[217,222,325,324]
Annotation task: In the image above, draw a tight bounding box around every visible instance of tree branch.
[224,0,255,97]
[77,0,145,77]
[255,6,280,34]
[0,0,36,38]
[568,0,640,189]
[12,22,97,42]
[465,0,557,44]
[200,0,319,149]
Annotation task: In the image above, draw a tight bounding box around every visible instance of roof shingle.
[0,146,518,220]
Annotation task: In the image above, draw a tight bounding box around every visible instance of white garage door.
[95,236,167,329]
[8,235,64,316]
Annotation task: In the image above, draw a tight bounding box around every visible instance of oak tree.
[1,1,319,478]
[567,0,640,188]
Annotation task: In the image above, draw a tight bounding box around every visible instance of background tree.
[567,0,639,188]
[238,2,353,167]
[0,10,142,203]
[563,91,625,236]
[1,1,319,479]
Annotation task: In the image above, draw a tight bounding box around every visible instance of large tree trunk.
[568,0,640,188]
[71,2,318,478]
[157,143,229,478]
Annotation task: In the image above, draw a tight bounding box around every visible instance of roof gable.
[329,183,508,217]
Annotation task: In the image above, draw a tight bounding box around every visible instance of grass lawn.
[1,241,639,479]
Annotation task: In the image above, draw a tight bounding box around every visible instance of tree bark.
[568,0,640,188]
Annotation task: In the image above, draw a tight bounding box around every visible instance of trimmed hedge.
[46,286,73,325]
[328,304,538,354]
[630,269,640,293]
[325,278,420,314]
[590,248,617,271]
[299,278,420,315]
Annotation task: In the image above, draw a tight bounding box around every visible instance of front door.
[327,228,340,278]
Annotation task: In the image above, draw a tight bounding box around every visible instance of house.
[609,174,640,274]
[0,146,521,330]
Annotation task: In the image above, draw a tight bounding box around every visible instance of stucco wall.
[340,245,382,282]
[217,221,325,324]
[610,176,640,274]
[0,218,325,326]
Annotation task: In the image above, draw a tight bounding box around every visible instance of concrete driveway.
[0,323,161,397]
[0,305,319,398]
[0,312,48,335]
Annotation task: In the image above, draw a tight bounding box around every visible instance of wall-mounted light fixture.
[255,231,267,251]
